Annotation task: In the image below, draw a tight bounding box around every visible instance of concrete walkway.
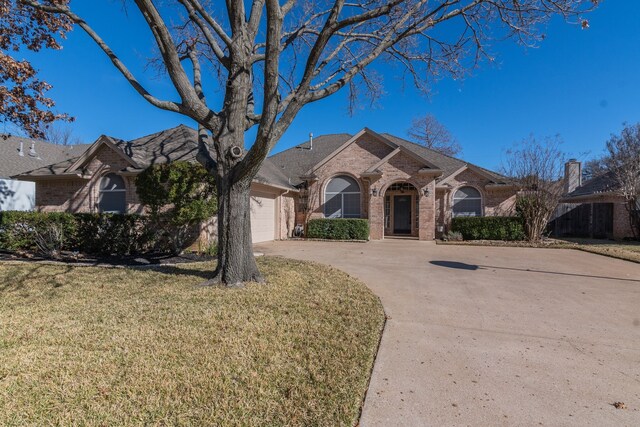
[254,240,640,426]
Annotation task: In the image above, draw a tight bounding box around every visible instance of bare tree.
[407,114,461,156]
[41,123,82,145]
[503,136,566,242]
[582,156,607,181]
[7,0,598,285]
[604,123,640,239]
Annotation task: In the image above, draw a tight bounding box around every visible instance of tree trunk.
[204,177,263,287]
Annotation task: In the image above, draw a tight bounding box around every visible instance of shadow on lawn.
[430,260,640,283]
[0,264,74,292]
[133,264,217,281]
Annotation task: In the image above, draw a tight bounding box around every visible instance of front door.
[393,195,412,234]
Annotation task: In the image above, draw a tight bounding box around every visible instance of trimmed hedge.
[0,211,77,251]
[74,214,152,255]
[306,218,369,240]
[451,216,525,241]
[0,211,152,255]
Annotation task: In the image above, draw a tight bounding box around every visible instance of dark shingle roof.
[268,131,509,186]
[111,125,200,167]
[17,125,293,190]
[0,135,89,178]
[565,171,619,198]
[16,126,509,190]
[268,134,352,185]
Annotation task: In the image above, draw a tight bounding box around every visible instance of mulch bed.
[0,250,214,267]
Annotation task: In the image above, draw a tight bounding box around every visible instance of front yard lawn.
[561,238,640,263]
[438,238,640,264]
[0,257,385,426]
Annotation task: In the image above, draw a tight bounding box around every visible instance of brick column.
[418,179,436,240]
[369,190,384,240]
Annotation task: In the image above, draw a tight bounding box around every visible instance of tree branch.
[20,0,182,114]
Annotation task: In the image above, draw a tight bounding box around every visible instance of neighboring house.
[269,127,517,240]
[15,125,297,244]
[15,125,518,243]
[0,135,89,211]
[552,160,636,239]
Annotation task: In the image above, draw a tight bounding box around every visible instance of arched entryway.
[383,182,419,237]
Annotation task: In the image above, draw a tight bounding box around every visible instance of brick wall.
[306,135,437,240]
[435,168,517,237]
[37,144,142,213]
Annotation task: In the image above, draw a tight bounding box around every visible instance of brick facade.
[33,131,520,243]
[300,134,516,240]
[435,169,516,237]
[37,145,143,214]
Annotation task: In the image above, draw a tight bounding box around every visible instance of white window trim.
[323,175,362,219]
[452,186,483,218]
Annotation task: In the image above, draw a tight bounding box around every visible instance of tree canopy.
[0,0,72,137]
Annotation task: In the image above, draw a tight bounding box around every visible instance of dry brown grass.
[563,238,640,263]
[0,257,385,426]
[438,238,640,264]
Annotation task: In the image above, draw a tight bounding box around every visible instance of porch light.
[422,188,430,197]
[370,187,378,197]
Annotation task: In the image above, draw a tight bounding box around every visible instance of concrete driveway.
[254,240,640,426]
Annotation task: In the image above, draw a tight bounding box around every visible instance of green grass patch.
[0,258,385,426]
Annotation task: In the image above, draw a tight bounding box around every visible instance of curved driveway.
[255,240,640,426]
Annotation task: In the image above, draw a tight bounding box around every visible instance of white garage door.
[250,190,277,243]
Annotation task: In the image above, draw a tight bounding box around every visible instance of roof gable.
[437,164,506,187]
[66,135,139,173]
[307,127,439,175]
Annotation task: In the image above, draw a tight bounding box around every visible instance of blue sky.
[14,1,640,172]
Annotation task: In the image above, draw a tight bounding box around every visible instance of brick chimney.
[564,159,582,194]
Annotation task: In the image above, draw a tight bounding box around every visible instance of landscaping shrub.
[136,161,217,254]
[0,211,152,256]
[74,213,152,256]
[451,216,526,241]
[0,211,77,251]
[306,218,369,240]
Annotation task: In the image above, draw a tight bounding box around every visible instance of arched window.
[453,186,482,217]
[324,175,361,218]
[98,173,126,213]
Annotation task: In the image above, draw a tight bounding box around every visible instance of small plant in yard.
[33,223,65,259]
[203,241,218,256]
[443,231,464,242]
